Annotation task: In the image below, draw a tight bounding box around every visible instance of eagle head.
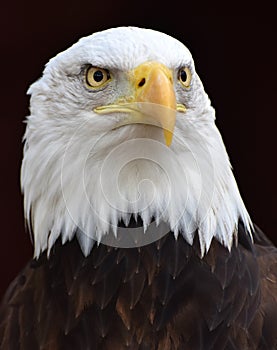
[21,27,252,257]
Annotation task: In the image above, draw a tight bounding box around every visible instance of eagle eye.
[85,66,111,88]
[178,67,191,88]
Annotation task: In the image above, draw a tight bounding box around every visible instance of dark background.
[1,6,276,299]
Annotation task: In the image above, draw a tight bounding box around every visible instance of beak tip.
[164,130,174,147]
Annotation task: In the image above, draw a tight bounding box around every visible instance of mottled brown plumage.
[1,223,276,349]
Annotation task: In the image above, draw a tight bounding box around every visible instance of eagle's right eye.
[85,66,111,89]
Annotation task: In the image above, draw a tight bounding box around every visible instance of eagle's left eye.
[178,67,192,88]
[86,66,111,88]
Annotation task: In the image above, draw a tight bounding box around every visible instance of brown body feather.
[0,224,276,349]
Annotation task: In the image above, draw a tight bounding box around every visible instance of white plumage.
[21,27,252,257]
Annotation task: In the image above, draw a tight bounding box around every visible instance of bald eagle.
[0,27,276,350]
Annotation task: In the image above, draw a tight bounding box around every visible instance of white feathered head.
[21,27,252,257]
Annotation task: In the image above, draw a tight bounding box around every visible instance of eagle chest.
[7,232,260,350]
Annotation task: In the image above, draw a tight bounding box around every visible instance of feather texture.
[1,224,276,349]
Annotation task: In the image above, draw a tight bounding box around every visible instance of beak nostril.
[138,78,146,87]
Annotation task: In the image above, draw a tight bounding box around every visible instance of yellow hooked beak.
[94,61,186,146]
[131,62,176,146]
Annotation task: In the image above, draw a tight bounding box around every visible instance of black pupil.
[180,70,187,82]
[93,70,104,82]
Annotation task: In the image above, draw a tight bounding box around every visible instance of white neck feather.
[21,105,252,258]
